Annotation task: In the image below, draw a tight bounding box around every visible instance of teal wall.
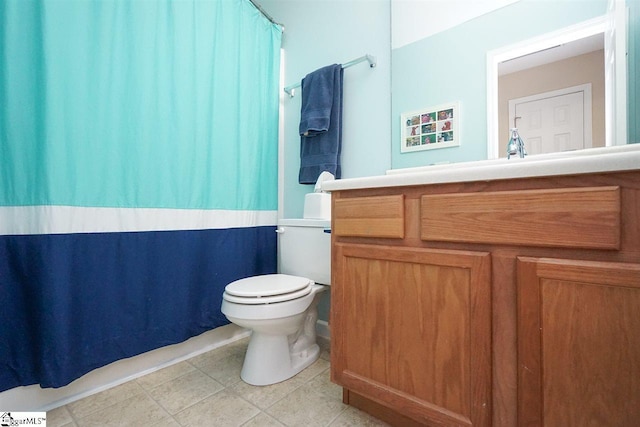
[391,0,609,169]
[260,0,392,219]
[259,0,391,323]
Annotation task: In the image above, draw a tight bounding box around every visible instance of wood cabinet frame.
[330,170,640,426]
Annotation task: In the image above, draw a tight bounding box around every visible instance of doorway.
[508,84,593,155]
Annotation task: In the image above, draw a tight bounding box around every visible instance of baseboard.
[0,324,250,411]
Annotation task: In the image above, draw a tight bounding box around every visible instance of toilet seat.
[223,274,313,305]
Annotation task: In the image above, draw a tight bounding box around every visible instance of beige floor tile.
[176,390,259,427]
[46,406,74,427]
[198,353,244,386]
[75,393,169,427]
[148,370,224,415]
[66,381,144,419]
[150,416,182,427]
[226,337,250,354]
[329,406,391,426]
[189,338,248,369]
[136,361,196,390]
[44,337,391,427]
[266,384,347,427]
[304,368,343,401]
[227,375,306,410]
[293,356,331,382]
[320,349,331,362]
[241,412,285,427]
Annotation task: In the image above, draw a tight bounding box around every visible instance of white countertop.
[322,144,640,192]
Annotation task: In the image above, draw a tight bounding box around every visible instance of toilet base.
[240,332,321,386]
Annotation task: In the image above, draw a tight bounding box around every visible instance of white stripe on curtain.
[0,206,277,235]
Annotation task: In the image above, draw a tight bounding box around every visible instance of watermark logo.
[0,412,46,426]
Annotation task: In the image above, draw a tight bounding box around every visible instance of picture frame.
[400,102,460,152]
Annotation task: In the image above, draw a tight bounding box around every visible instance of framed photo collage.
[401,102,460,153]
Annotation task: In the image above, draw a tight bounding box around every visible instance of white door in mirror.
[510,86,591,155]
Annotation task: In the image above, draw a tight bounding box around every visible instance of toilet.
[221,214,331,386]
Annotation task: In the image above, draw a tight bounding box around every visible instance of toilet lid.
[222,285,312,305]
[225,274,312,299]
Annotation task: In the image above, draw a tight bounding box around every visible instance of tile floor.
[46,337,389,427]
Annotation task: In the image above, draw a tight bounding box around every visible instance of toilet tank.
[277,219,331,285]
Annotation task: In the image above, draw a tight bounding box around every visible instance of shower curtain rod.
[283,54,377,98]
[249,0,283,28]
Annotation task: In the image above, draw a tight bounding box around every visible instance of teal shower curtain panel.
[0,0,282,392]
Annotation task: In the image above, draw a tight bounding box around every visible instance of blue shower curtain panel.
[0,0,282,392]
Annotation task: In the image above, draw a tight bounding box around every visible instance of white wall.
[259,0,392,219]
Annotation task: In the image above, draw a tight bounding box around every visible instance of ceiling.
[499,32,605,75]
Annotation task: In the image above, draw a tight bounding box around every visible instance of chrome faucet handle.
[519,142,527,158]
[507,128,526,159]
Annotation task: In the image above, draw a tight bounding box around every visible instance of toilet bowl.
[220,218,331,386]
[221,274,327,385]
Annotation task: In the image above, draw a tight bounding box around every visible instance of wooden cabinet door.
[517,257,640,426]
[331,243,492,426]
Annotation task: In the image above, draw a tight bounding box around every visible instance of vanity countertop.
[322,144,640,192]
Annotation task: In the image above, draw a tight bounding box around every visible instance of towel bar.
[283,54,376,98]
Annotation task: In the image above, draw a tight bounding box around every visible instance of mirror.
[486,6,627,159]
[391,0,630,169]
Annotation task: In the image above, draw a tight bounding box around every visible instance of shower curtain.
[0,0,282,392]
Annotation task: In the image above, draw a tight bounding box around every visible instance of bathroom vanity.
[324,145,640,426]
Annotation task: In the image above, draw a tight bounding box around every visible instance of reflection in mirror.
[487,9,627,159]
[500,34,605,156]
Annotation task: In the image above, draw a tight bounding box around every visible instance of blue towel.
[298,64,343,184]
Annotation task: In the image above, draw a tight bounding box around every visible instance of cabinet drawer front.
[334,195,404,238]
[421,186,620,249]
